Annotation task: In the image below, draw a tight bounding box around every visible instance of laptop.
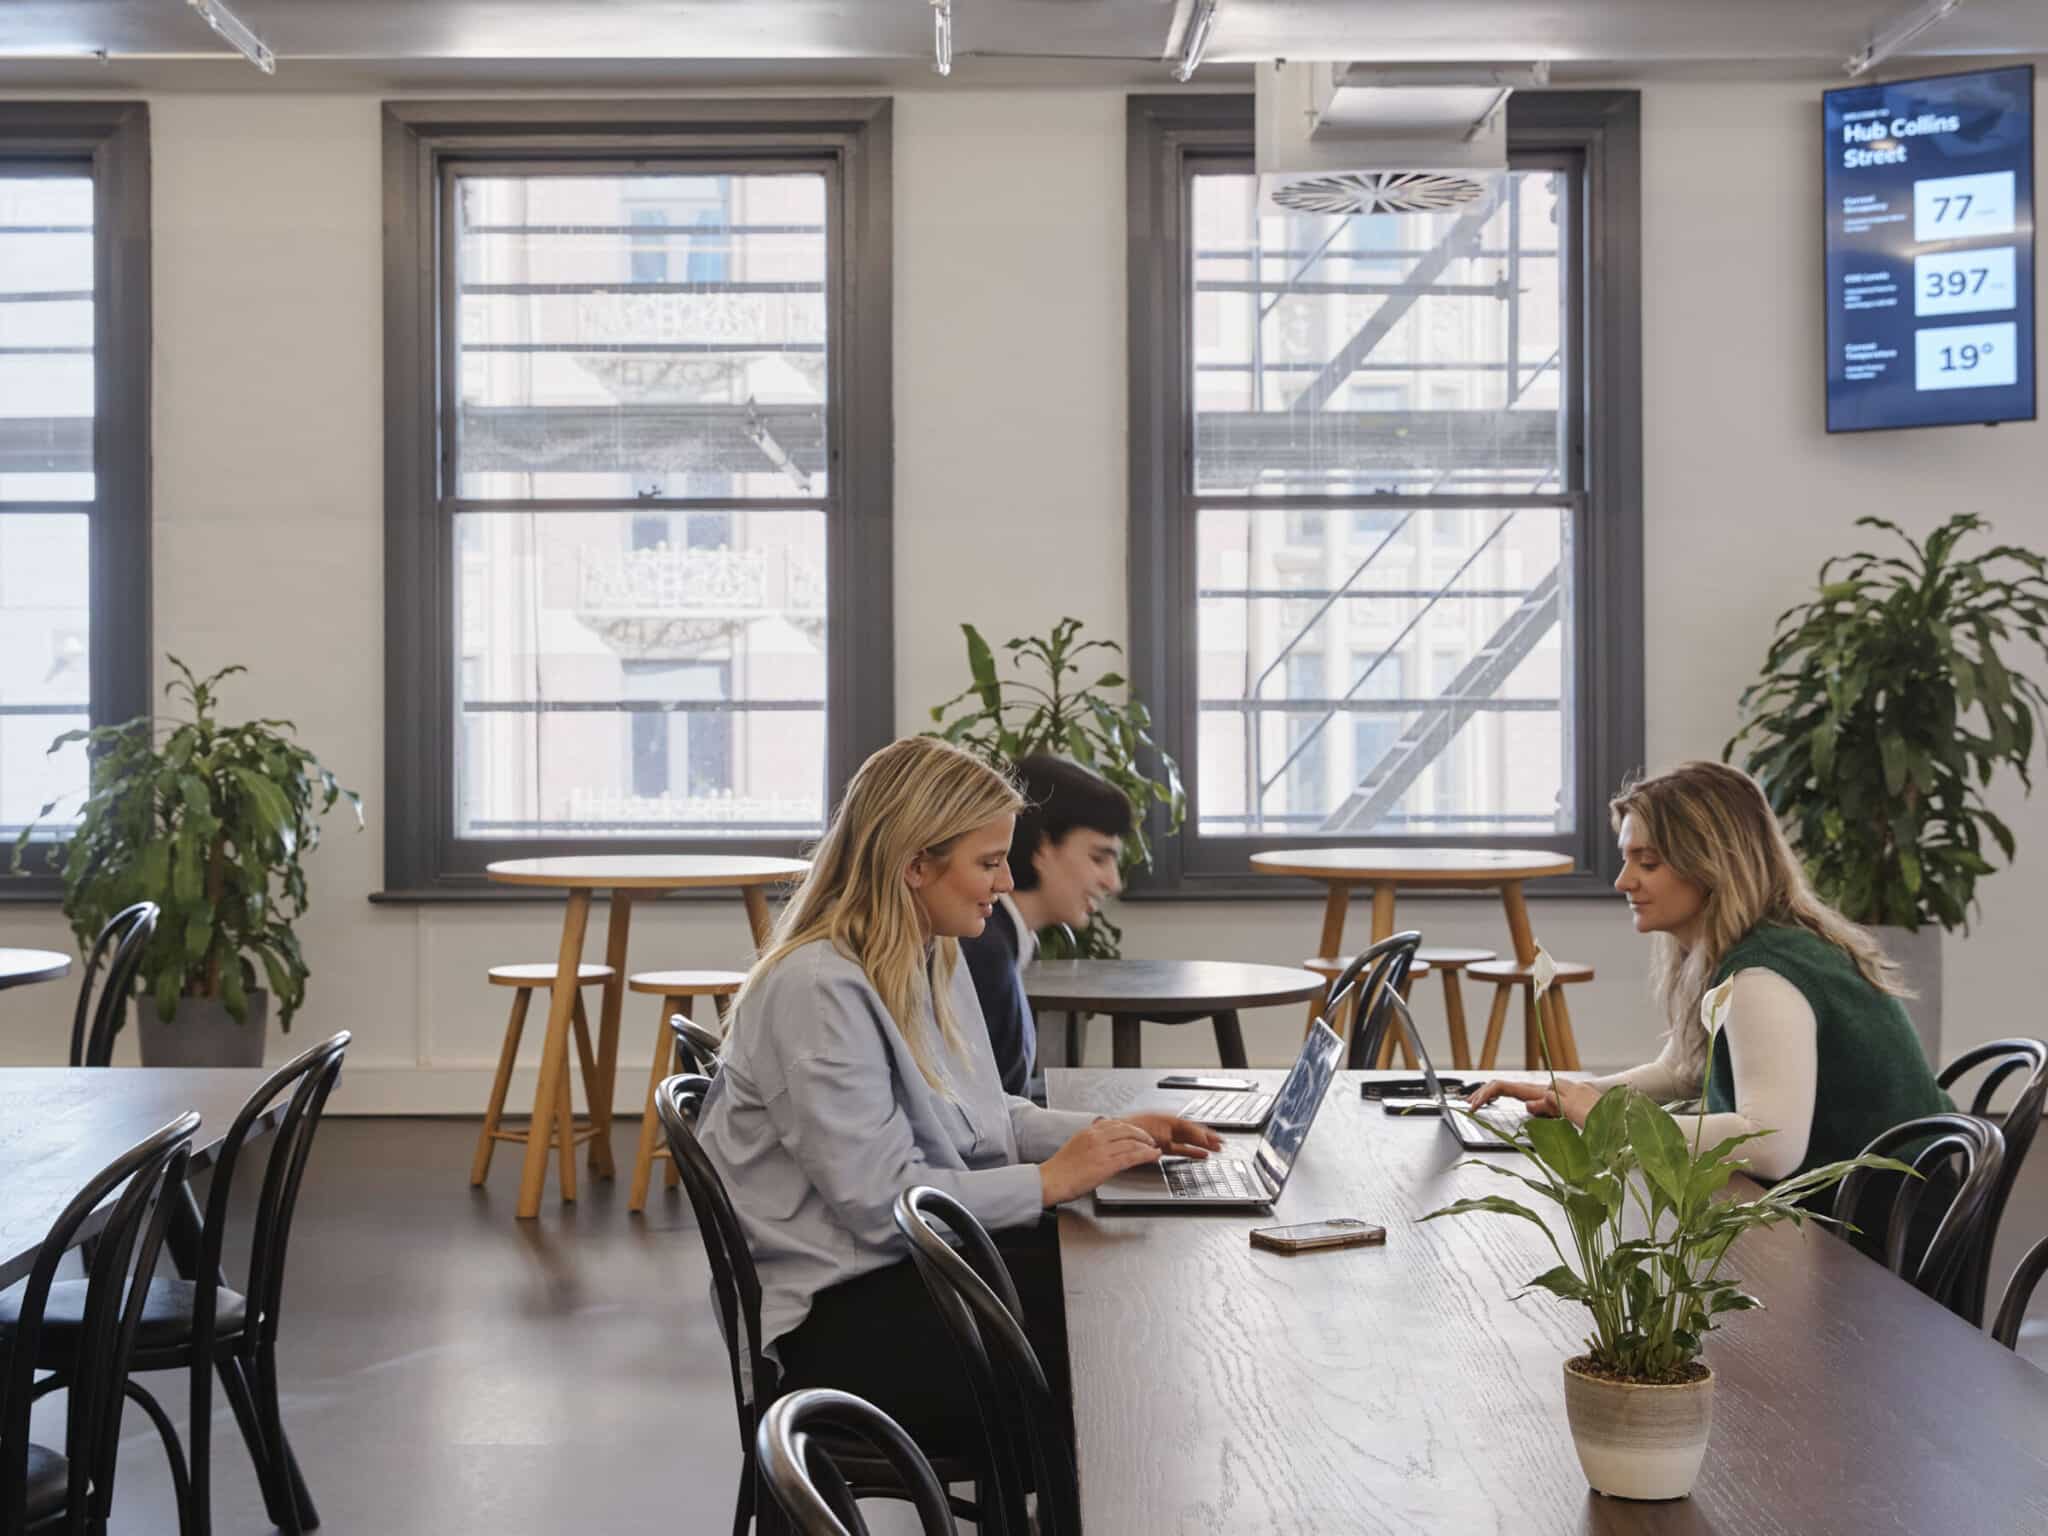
[1382,991,1529,1153]
[1094,1018,1345,1210]
[1175,1026,1339,1131]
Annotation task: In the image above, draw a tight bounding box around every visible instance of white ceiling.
[1,0,2044,89]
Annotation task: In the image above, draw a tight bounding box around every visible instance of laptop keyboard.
[1164,1157,1266,1201]
[1457,1098,1531,1138]
[1179,1090,1276,1125]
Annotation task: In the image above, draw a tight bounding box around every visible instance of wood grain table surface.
[0,1068,283,1290]
[1020,960,1324,1014]
[1050,1067,2048,1535]
[0,948,71,991]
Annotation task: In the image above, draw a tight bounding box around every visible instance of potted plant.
[10,658,361,1066]
[927,616,1185,958]
[1725,513,2048,1064]
[1421,981,1911,1501]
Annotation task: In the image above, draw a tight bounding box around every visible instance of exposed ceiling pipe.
[1846,0,1967,76]
[186,0,275,73]
[1174,0,1218,83]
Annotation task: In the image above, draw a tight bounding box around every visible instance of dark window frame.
[1124,91,1643,901]
[378,99,893,898]
[0,102,151,901]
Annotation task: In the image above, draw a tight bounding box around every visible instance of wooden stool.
[1466,957,1593,1070]
[1409,947,1496,1071]
[1304,957,1432,1069]
[472,963,615,1200]
[628,969,746,1213]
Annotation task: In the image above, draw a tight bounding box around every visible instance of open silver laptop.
[1094,1019,1345,1210]
[1384,992,1529,1153]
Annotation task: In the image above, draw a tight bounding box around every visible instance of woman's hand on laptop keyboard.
[1466,1076,1599,1128]
[1119,1112,1225,1160]
[1039,1119,1164,1206]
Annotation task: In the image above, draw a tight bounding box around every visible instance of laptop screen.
[1254,1018,1344,1190]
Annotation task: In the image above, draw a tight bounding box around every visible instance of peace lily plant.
[1420,960,1913,1500]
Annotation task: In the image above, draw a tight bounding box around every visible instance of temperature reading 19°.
[1913,170,2017,243]
[1915,246,2017,318]
[1915,320,2019,392]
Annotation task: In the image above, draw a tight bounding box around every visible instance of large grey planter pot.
[1871,924,1943,1070]
[1563,1357,1714,1500]
[135,990,269,1068]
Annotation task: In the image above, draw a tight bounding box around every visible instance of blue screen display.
[1824,66,2036,433]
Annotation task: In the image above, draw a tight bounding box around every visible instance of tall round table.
[1249,847,1576,1037]
[1020,959,1323,1069]
[484,855,808,1219]
[0,949,71,992]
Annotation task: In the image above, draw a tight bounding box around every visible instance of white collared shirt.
[997,892,1039,965]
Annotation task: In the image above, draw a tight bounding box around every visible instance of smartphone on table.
[1156,1075,1254,1092]
[1249,1218,1386,1254]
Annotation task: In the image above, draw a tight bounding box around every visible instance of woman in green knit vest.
[1470,760,1949,1186]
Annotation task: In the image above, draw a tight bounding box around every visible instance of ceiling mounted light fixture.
[1174,0,1218,83]
[186,0,276,74]
[1846,0,1967,76]
[931,0,953,77]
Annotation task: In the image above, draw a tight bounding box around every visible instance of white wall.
[1,80,2043,1109]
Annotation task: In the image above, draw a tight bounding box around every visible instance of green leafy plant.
[1726,514,2048,931]
[1421,985,1912,1382]
[927,617,1185,958]
[10,658,362,1030]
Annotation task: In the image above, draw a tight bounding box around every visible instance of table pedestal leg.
[1306,883,1352,1034]
[1442,971,1473,1070]
[587,891,632,1178]
[519,889,591,1220]
[1112,1015,1141,1068]
[1209,1011,1247,1070]
[1500,881,1537,966]
[1065,1011,1085,1068]
[743,885,774,950]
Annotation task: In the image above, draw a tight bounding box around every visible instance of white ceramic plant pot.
[1562,1357,1714,1501]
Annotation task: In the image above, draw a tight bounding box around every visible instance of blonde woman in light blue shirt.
[698,735,1218,1450]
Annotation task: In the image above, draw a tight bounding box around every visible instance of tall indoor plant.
[11,658,361,1066]
[927,616,1185,958]
[1725,514,2048,1061]
[1420,980,1911,1500]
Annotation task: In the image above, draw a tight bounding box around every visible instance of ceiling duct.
[1254,61,1549,216]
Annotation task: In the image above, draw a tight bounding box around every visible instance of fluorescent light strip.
[1845,0,1967,77]
[186,0,277,75]
[931,0,953,77]
[1174,0,1218,83]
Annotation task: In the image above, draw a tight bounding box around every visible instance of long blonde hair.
[737,736,1022,1092]
[1611,761,1905,1081]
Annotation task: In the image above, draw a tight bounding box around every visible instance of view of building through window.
[451,171,830,839]
[0,173,93,841]
[1190,169,1573,839]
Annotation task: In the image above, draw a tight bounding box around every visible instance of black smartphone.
[1249,1218,1387,1254]
[1156,1075,1254,1091]
[1360,1076,1477,1100]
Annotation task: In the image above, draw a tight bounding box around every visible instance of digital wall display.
[1824,66,2035,433]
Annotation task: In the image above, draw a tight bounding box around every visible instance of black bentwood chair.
[654,1076,985,1536]
[1992,1232,2048,1352]
[0,1112,198,1534]
[893,1186,1077,1536]
[758,1390,959,1536]
[2,1032,350,1535]
[1322,930,1424,1071]
[669,1014,728,1076]
[1937,1039,2048,1327]
[69,900,160,1068]
[1833,1112,2006,1320]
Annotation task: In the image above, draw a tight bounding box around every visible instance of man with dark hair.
[961,754,1135,1095]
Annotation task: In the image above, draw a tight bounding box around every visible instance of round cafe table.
[484,855,807,1220]
[0,949,71,992]
[1249,847,1575,1042]
[1020,959,1323,1070]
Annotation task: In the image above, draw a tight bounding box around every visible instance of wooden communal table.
[1251,847,1575,1032]
[484,855,806,1220]
[1019,959,1322,1069]
[0,948,71,992]
[1050,1067,2048,1535]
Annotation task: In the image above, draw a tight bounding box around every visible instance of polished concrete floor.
[35,1115,2048,1534]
